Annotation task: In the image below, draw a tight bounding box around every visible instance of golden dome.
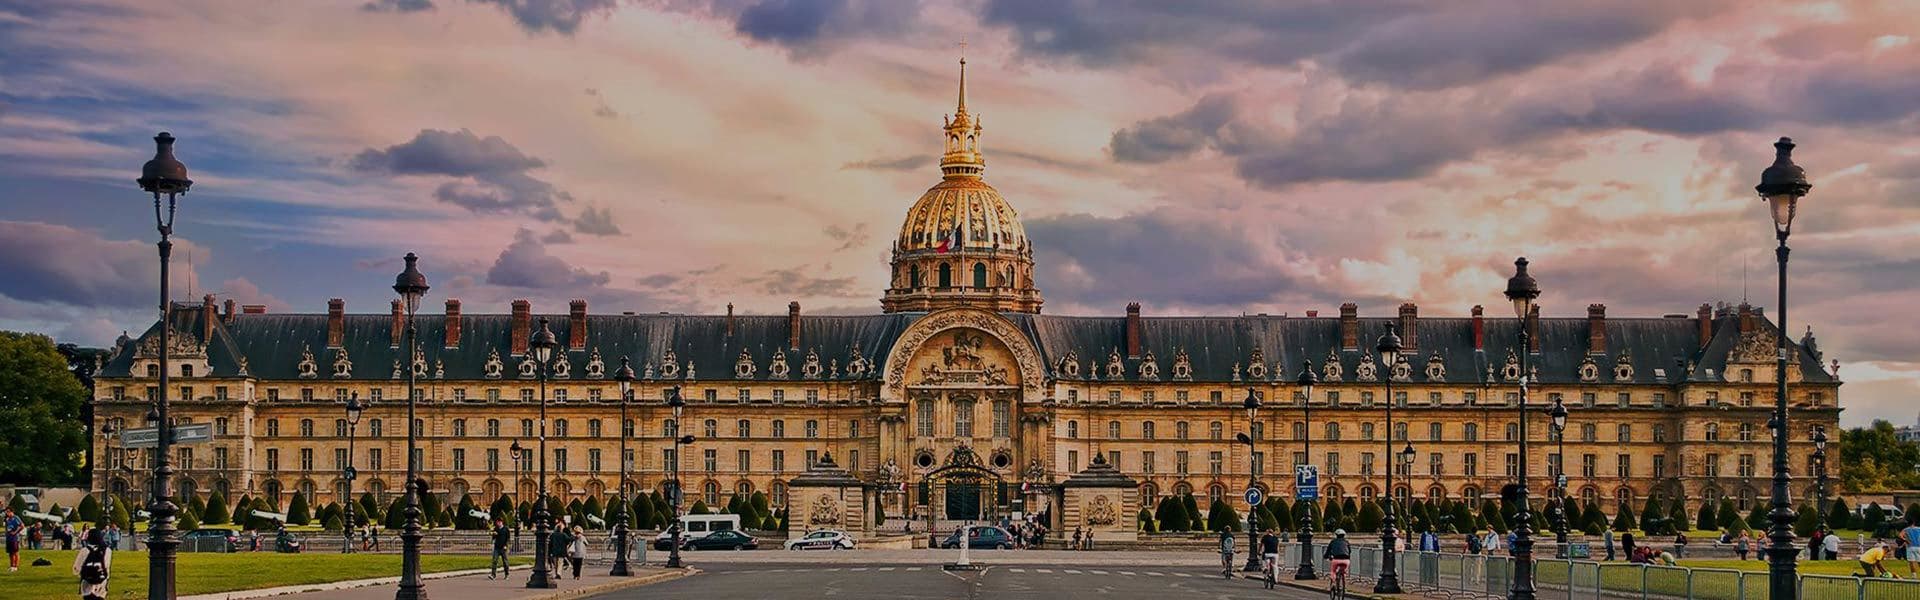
[896,176,1028,253]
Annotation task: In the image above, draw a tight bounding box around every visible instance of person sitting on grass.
[1859,541,1895,579]
[1654,548,1677,566]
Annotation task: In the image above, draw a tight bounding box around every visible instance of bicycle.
[1327,558,1351,600]
[1262,554,1278,589]
[1221,551,1235,580]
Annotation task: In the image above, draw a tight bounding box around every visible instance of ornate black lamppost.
[1295,360,1320,580]
[391,254,431,600]
[137,131,191,600]
[1758,136,1811,599]
[344,394,365,554]
[609,358,636,576]
[1376,323,1405,594]
[1548,398,1570,551]
[665,386,694,569]
[1238,387,1263,573]
[1812,428,1829,541]
[525,318,558,589]
[99,423,119,529]
[1504,257,1542,600]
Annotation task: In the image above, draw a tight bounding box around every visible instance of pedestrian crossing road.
[587,562,1330,600]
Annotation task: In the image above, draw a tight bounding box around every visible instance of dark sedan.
[939,526,1014,550]
[678,529,758,551]
[181,528,239,552]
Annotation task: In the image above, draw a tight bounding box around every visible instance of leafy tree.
[109,497,131,530]
[177,509,199,531]
[421,492,444,526]
[690,500,711,515]
[1864,502,1887,530]
[1746,504,1769,530]
[777,507,788,531]
[385,497,407,530]
[1154,496,1184,532]
[1669,500,1689,532]
[1182,494,1202,531]
[1324,499,1346,531]
[359,492,381,524]
[1208,498,1242,532]
[1561,498,1582,533]
[1637,498,1664,535]
[1138,508,1156,533]
[1612,501,1637,532]
[0,332,89,484]
[1796,503,1818,537]
[436,507,453,528]
[324,514,344,531]
[203,491,230,525]
[1827,496,1852,530]
[1583,500,1608,533]
[1839,421,1920,492]
[1342,497,1359,522]
[1253,504,1278,531]
[631,494,655,530]
[1356,499,1383,533]
[1481,501,1508,534]
[1717,498,1741,531]
[1697,500,1717,531]
[724,494,743,515]
[78,495,102,524]
[187,495,207,520]
[287,493,311,526]
[454,495,480,530]
[583,496,604,527]
[1452,502,1476,535]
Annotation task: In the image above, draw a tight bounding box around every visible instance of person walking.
[1620,531,1636,562]
[488,520,512,580]
[1824,529,1842,561]
[1672,532,1688,558]
[1603,528,1616,561]
[566,526,587,580]
[5,508,23,572]
[74,528,112,600]
[1734,531,1751,561]
[1465,529,1484,583]
[29,522,44,550]
[547,524,570,579]
[1904,520,1920,577]
[104,525,120,551]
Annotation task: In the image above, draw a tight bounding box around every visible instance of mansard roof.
[100,303,1835,386]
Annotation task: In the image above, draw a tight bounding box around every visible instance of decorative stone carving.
[660,349,680,379]
[801,349,823,379]
[433,358,445,379]
[845,342,870,379]
[331,347,353,378]
[1138,350,1159,381]
[882,309,1046,394]
[1614,350,1635,382]
[296,344,318,379]
[1023,458,1047,483]
[945,445,981,469]
[1424,352,1445,380]
[828,359,840,380]
[877,458,902,485]
[1247,347,1267,380]
[391,360,403,379]
[769,349,790,379]
[550,353,570,379]
[135,330,207,360]
[1059,351,1080,378]
[735,349,756,379]
[1084,495,1117,526]
[412,348,428,378]
[1231,361,1242,382]
[685,361,697,380]
[808,494,841,526]
[1354,352,1378,382]
[642,362,656,380]
[1730,327,1796,365]
[1577,356,1599,383]
[1502,349,1521,381]
[1171,348,1192,381]
[518,356,538,378]
[585,348,605,379]
[1323,348,1344,382]
[483,348,504,379]
[235,356,249,377]
[946,332,989,371]
[1390,357,1412,382]
[1105,348,1124,380]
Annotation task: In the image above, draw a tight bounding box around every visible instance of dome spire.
[940,45,985,179]
[956,39,968,115]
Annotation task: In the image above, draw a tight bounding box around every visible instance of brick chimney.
[569,299,588,350]
[1306,310,1318,318]
[201,294,217,343]
[444,299,462,349]
[510,299,531,355]
[390,299,405,347]
[1527,305,1541,353]
[327,298,345,348]
[1124,302,1142,359]
[241,304,267,314]
[222,298,236,324]
[1587,304,1607,354]
[787,301,802,350]
[1737,302,1754,334]
[1697,303,1713,350]
[1340,303,1359,351]
[1397,303,1419,352]
[1471,305,1484,350]
[726,303,735,337]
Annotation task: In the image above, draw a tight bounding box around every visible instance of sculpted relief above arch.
[884,308,1047,400]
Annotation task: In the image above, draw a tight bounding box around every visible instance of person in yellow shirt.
[1860,541,1896,579]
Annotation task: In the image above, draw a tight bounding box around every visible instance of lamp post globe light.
[344,394,365,554]
[1375,323,1404,595]
[1757,137,1811,599]
[666,386,692,569]
[609,358,636,577]
[525,318,558,589]
[1240,387,1264,573]
[389,253,431,600]
[1504,256,1542,600]
[1295,360,1320,580]
[1548,397,1570,550]
[1812,428,1829,534]
[136,131,191,600]
[510,440,525,518]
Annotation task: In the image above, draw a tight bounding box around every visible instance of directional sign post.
[1244,487,1264,507]
[123,424,214,449]
[1295,465,1320,500]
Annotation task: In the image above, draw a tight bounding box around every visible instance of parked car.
[678,529,758,551]
[181,528,238,553]
[785,529,856,550]
[940,526,1013,550]
[652,513,742,546]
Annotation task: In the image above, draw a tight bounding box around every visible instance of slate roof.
[100,304,1835,386]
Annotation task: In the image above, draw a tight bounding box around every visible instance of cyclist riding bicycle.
[1324,529,1353,596]
[1260,529,1281,589]
[1219,529,1236,579]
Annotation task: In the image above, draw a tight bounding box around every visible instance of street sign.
[123,424,214,449]
[469,510,491,520]
[344,467,358,481]
[252,509,288,522]
[23,511,63,524]
[1295,465,1321,500]
[1244,487,1264,507]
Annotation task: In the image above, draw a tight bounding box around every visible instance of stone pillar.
[787,452,869,539]
[1059,453,1138,542]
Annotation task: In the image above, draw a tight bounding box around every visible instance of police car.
[784,529,857,550]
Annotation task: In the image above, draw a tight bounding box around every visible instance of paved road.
[590,561,1327,600]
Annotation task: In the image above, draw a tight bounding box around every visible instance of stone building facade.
[91,61,1842,527]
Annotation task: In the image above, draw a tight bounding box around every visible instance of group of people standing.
[5,508,116,600]
[487,517,604,582]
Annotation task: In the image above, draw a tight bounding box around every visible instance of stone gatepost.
[1059,453,1138,542]
[787,452,868,538]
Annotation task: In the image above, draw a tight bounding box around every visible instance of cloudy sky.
[1,0,1915,425]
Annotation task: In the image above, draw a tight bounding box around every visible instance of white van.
[654,514,742,543]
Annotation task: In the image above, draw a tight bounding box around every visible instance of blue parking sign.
[1295,465,1320,500]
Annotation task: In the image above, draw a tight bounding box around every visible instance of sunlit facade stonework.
[91,63,1842,524]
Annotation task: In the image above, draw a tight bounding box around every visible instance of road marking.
[1120,571,1136,576]
[905,567,921,571]
[1064,569,1082,574]
[827,567,842,571]
[879,567,895,571]
[1171,572,1189,578]
[1009,568,1026,573]
[1036,569,1053,573]
[851,567,868,571]
[1090,570,1110,575]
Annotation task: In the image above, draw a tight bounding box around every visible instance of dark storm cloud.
[361,0,435,13]
[731,0,921,49]
[748,266,861,298]
[841,154,931,171]
[486,229,613,288]
[982,0,1402,69]
[469,0,619,35]
[353,128,573,221]
[573,205,622,236]
[0,221,192,309]
[1026,210,1313,309]
[1109,93,1237,163]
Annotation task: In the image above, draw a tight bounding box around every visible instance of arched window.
[1462,486,1481,500]
[909,264,921,288]
[703,481,720,506]
[1140,483,1159,504]
[1357,485,1376,500]
[771,481,788,506]
[972,263,988,288]
[1429,486,1446,500]
[736,481,753,495]
[938,263,952,288]
[1617,487,1636,505]
[1208,484,1226,505]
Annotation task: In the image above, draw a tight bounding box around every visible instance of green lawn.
[1520,557,1920,600]
[3,550,528,600]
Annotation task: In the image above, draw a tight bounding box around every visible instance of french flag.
[935,223,963,253]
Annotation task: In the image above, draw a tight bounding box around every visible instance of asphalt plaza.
[588,560,1331,600]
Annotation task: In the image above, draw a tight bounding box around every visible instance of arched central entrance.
[919,446,1005,521]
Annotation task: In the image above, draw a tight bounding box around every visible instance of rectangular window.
[452,419,467,437]
[369,448,383,471]
[215,386,228,401]
[806,450,819,469]
[850,419,861,438]
[805,389,819,404]
[1175,451,1189,475]
[916,401,934,437]
[553,448,567,472]
[992,401,1010,438]
[487,388,501,401]
[486,449,500,472]
[772,450,785,473]
[1209,451,1223,475]
[588,388,602,402]
[1176,390,1189,404]
[1176,421,1190,440]
[703,448,717,472]
[1462,391,1475,406]
[1505,392,1519,406]
[1067,389,1078,403]
[1326,452,1341,476]
[1739,392,1755,407]
[293,448,309,470]
[1737,454,1755,478]
[1293,452,1306,468]
[265,388,278,402]
[1428,391,1442,405]
[1652,455,1666,479]
[334,448,348,469]
[663,448,678,473]
[587,449,601,472]
[1652,393,1667,408]
[1250,452,1265,477]
[1615,392,1630,408]
[1463,423,1477,442]
[554,389,568,402]
[1616,454,1631,478]
[1428,422,1443,441]
[452,388,467,402]
[1394,391,1408,407]
[214,447,229,470]
[1361,422,1376,441]
[1210,390,1223,404]
[411,448,423,472]
[112,386,126,401]
[1360,453,1375,476]
[1068,451,1080,474]
[1581,453,1597,478]
[1143,390,1156,404]
[1361,391,1375,407]
[1108,450,1121,469]
[773,420,786,438]
[1462,453,1478,477]
[1705,391,1720,407]
[806,420,820,439]
[1652,424,1667,443]
[1429,452,1443,476]
[1505,453,1519,478]
[1327,391,1341,405]
[774,390,787,403]
[1145,422,1158,440]
[266,448,279,471]
[299,419,313,437]
[1704,454,1721,477]
[703,389,718,402]
[266,419,280,437]
[1617,424,1631,442]
[520,389,534,402]
[1209,421,1223,440]
[738,449,751,472]
[452,449,466,471]
[1142,451,1155,474]
[955,403,973,437]
[849,450,860,472]
[300,387,314,402]
[1107,390,1121,403]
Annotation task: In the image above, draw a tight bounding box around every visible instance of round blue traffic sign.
[1244,487,1264,506]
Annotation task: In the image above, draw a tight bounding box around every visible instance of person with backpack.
[74,528,112,600]
[488,520,512,580]
[547,525,570,579]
